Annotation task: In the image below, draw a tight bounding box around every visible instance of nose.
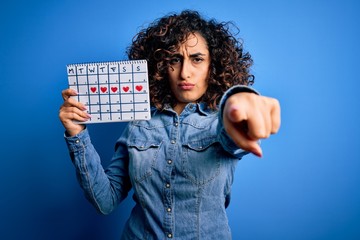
[180,60,190,80]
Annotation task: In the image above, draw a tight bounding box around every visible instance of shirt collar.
[152,102,215,116]
[197,102,215,116]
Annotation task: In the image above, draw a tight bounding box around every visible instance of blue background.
[1,0,359,239]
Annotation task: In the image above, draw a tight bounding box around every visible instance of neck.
[173,103,186,115]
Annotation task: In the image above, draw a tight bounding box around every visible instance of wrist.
[65,125,85,137]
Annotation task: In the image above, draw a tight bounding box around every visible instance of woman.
[59,10,280,240]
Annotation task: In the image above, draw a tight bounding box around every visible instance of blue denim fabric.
[65,85,257,240]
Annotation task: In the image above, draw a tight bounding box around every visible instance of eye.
[192,57,204,63]
[170,57,182,65]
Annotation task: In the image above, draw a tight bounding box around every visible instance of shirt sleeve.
[217,85,259,158]
[64,127,132,215]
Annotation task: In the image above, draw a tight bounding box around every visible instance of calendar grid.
[117,64,123,119]
[67,60,151,123]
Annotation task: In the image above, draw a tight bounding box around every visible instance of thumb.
[227,105,247,123]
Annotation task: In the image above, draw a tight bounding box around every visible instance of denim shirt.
[65,85,257,240]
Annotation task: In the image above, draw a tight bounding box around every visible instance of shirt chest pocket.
[128,139,162,183]
[181,137,221,185]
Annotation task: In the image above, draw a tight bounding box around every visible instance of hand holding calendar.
[59,60,151,136]
[60,88,88,136]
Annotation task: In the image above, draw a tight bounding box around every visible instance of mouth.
[178,82,195,90]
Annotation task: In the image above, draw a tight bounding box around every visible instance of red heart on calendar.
[100,87,107,93]
[135,85,143,91]
[123,86,130,92]
[90,87,97,93]
[111,87,118,92]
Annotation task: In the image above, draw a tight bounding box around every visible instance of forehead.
[176,32,209,52]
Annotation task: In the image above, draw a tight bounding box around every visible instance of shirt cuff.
[64,127,91,152]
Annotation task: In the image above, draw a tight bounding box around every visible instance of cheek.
[201,82,208,94]
[201,72,210,89]
[168,67,179,81]
[167,71,176,85]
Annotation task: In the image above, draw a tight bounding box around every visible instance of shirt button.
[167,160,172,164]
[166,183,170,188]
[167,233,173,238]
[167,208,172,212]
[174,122,178,127]
[75,139,80,144]
[171,140,176,144]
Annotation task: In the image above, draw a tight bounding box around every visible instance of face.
[168,32,210,114]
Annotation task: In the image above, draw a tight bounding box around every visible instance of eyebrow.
[172,52,207,58]
[189,52,206,57]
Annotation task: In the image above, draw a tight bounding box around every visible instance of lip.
[178,82,195,90]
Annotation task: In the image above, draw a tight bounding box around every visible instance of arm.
[219,85,281,157]
[60,89,132,214]
[65,128,132,214]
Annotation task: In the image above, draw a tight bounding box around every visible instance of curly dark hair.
[127,10,254,110]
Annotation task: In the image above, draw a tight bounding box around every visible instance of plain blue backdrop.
[1,0,359,239]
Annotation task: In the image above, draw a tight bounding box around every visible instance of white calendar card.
[67,60,151,123]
